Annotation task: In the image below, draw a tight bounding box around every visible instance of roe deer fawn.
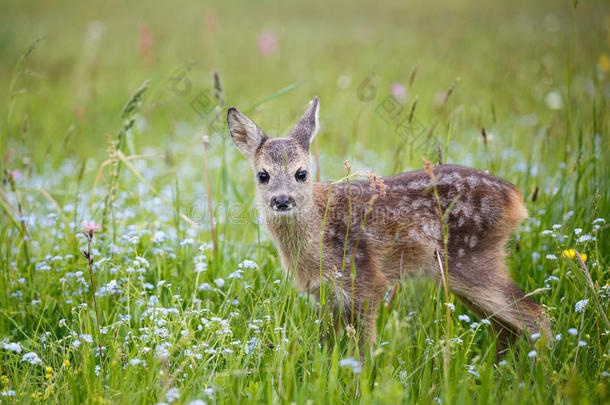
[227,96,551,355]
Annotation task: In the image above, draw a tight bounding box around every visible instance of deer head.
[227,97,319,219]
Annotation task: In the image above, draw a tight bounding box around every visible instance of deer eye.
[257,171,270,184]
[295,170,307,182]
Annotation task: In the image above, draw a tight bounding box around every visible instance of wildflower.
[187,400,207,405]
[82,221,100,233]
[530,332,541,340]
[21,352,42,365]
[568,328,578,336]
[465,364,480,377]
[576,235,595,243]
[214,278,225,288]
[458,314,471,322]
[527,350,537,358]
[563,249,587,262]
[80,334,94,343]
[238,259,257,270]
[257,30,277,56]
[2,342,22,353]
[390,82,407,103]
[575,299,589,313]
[338,357,362,374]
[64,360,70,367]
[198,283,212,291]
[578,340,587,347]
[531,252,540,263]
[345,325,356,339]
[555,334,562,341]
[444,302,455,311]
[1,391,16,397]
[545,254,557,260]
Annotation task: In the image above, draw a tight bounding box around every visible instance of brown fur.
[227,97,551,354]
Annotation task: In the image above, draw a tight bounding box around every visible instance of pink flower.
[390,82,407,103]
[257,30,277,56]
[82,221,100,232]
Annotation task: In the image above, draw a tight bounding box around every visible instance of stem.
[202,136,218,259]
[86,236,104,367]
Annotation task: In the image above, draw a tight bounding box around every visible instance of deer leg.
[448,258,551,341]
[454,292,519,356]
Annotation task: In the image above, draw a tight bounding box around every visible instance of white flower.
[338,357,362,374]
[531,332,541,340]
[575,299,589,313]
[458,314,471,322]
[152,231,166,243]
[194,262,207,273]
[21,352,42,365]
[578,340,587,347]
[577,235,595,243]
[198,283,212,291]
[72,340,82,348]
[568,328,578,336]
[187,401,207,405]
[527,350,537,358]
[214,278,225,288]
[238,259,257,270]
[1,390,16,397]
[444,303,455,311]
[129,358,145,366]
[545,254,557,260]
[555,334,562,341]
[574,228,582,235]
[166,387,180,403]
[80,334,94,343]
[2,342,22,353]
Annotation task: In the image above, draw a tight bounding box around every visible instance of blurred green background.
[0,1,609,403]
[1,0,607,173]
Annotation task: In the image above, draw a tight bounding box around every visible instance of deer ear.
[227,107,267,156]
[289,96,319,150]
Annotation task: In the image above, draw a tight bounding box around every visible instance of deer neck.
[264,202,322,278]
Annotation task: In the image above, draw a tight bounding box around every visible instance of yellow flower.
[64,360,70,367]
[45,366,52,373]
[600,54,610,72]
[45,373,52,379]
[562,249,587,262]
[585,333,590,339]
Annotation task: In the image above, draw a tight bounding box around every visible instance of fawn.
[227,96,551,355]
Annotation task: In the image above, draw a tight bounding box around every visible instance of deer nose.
[271,195,295,211]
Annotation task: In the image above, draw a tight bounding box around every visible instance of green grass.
[0,0,608,403]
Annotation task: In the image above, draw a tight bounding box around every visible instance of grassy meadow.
[0,0,609,403]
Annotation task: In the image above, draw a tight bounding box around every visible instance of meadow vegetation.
[0,0,608,403]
